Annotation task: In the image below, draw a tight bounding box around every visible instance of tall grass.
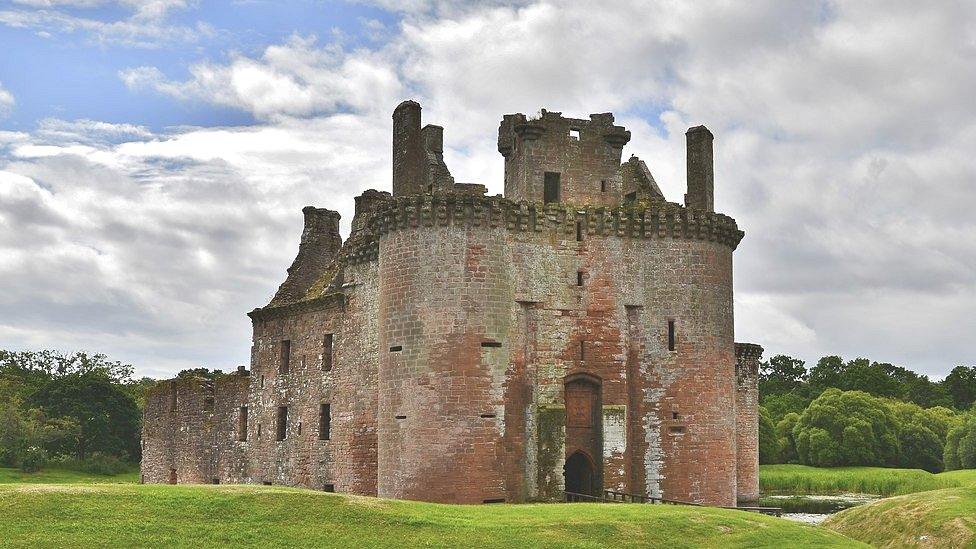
[760,465,959,496]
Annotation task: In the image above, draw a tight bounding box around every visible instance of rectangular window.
[544,172,561,204]
[257,423,262,439]
[389,345,402,352]
[600,180,607,192]
[238,406,248,442]
[324,484,335,492]
[260,375,265,388]
[279,340,291,374]
[667,320,676,352]
[319,403,331,441]
[481,341,502,348]
[575,221,583,241]
[577,271,584,286]
[276,406,288,441]
[322,333,334,371]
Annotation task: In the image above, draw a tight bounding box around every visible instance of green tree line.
[0,350,156,473]
[759,355,976,472]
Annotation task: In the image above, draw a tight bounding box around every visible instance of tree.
[758,406,778,464]
[759,355,808,397]
[944,415,976,470]
[807,355,845,394]
[942,366,976,411]
[761,393,811,424]
[776,412,801,463]
[793,389,900,467]
[904,376,952,409]
[29,372,140,460]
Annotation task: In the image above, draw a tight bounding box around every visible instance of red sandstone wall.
[735,343,762,503]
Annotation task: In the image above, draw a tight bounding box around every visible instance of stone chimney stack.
[392,100,425,197]
[684,125,714,212]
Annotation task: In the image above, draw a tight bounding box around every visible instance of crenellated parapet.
[339,193,744,265]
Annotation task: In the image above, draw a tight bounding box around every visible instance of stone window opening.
[390,345,402,352]
[322,333,334,371]
[263,481,272,486]
[260,375,265,388]
[238,406,248,442]
[544,172,561,204]
[481,341,502,348]
[395,415,407,420]
[276,406,288,441]
[297,422,303,436]
[576,221,583,241]
[600,180,607,192]
[577,270,584,286]
[279,340,291,374]
[319,403,331,441]
[211,478,220,485]
[667,320,676,352]
[569,128,580,140]
[671,410,680,420]
[324,484,335,492]
[257,423,262,439]
[483,498,506,504]
[480,413,496,418]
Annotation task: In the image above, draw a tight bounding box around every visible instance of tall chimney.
[684,125,714,212]
[392,100,425,197]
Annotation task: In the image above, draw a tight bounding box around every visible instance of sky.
[0,0,974,380]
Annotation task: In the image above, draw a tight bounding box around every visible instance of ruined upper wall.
[498,110,631,206]
[392,101,454,196]
[269,207,341,307]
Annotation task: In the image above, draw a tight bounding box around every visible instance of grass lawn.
[759,464,971,496]
[0,484,864,549]
[0,466,139,484]
[824,486,976,548]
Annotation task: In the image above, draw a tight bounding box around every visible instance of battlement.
[338,193,743,265]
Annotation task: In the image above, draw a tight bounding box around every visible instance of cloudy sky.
[0,0,974,379]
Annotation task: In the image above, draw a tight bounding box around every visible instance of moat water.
[760,493,881,525]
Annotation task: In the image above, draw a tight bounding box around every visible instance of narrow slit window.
[481,341,502,348]
[671,411,679,420]
[279,340,291,374]
[576,271,584,286]
[276,406,288,441]
[395,415,407,420]
[389,345,402,352]
[667,320,676,352]
[600,180,607,192]
[238,406,248,442]
[257,423,262,439]
[480,413,496,418]
[319,403,331,441]
[297,422,303,436]
[575,221,583,241]
[544,172,561,204]
[322,333,334,371]
[580,340,585,361]
[260,375,265,388]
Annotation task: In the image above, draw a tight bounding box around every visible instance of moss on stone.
[536,405,566,500]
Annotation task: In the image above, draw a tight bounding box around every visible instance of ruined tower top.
[497,109,631,206]
[392,100,454,197]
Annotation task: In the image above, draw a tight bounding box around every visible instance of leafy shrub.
[17,446,47,472]
[793,389,900,467]
[51,452,132,476]
[758,406,778,464]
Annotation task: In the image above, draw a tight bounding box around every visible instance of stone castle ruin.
[142,101,763,506]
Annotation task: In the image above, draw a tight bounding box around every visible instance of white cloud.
[0,0,208,48]
[4,0,976,377]
[0,82,14,118]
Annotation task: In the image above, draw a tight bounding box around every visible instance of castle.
[141,101,763,506]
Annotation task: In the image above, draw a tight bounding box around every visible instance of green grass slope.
[0,466,138,484]
[0,484,863,549]
[824,486,976,548]
[760,464,963,496]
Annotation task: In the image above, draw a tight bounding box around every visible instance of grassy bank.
[0,466,139,484]
[759,464,967,496]
[0,484,863,548]
[824,486,976,548]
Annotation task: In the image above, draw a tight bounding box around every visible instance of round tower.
[376,204,516,503]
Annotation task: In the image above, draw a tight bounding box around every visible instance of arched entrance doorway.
[564,373,602,497]
[564,451,596,496]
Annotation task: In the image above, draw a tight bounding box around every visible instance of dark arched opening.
[564,451,596,496]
